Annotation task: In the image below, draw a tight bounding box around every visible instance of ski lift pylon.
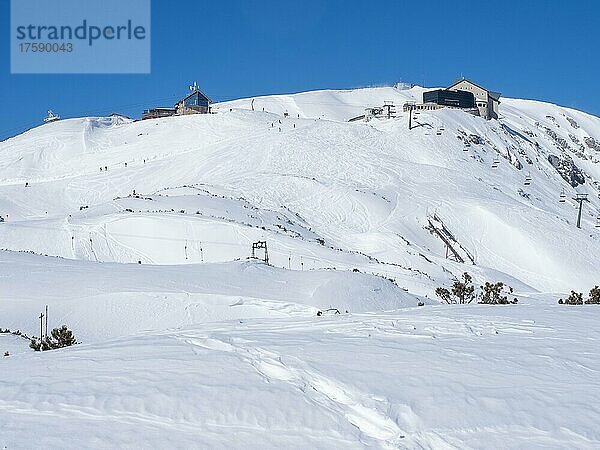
[524,173,532,186]
[43,110,60,123]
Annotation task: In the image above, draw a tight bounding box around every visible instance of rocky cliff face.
[548,154,586,187]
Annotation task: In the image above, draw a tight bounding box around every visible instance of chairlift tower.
[43,110,60,123]
[573,193,589,229]
[251,241,269,264]
[406,102,415,130]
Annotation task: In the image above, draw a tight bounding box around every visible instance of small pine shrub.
[585,286,600,304]
[436,275,518,305]
[30,336,55,351]
[452,272,475,304]
[435,287,452,303]
[30,325,78,352]
[51,325,77,347]
[435,272,476,304]
[479,282,518,305]
[560,291,584,305]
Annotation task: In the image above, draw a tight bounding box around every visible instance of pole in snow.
[45,305,48,338]
[39,312,44,341]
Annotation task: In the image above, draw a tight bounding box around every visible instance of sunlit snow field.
[1,86,599,448]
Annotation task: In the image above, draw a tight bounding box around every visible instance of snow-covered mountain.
[1,86,598,292]
[2,86,600,449]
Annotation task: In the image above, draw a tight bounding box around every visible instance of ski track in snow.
[182,334,412,448]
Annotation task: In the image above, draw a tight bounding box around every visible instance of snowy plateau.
[1,85,600,449]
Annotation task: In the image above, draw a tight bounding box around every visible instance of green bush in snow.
[435,272,476,304]
[585,286,600,304]
[30,325,78,352]
[559,291,584,305]
[478,282,518,305]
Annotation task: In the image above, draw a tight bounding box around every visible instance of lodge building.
[446,79,500,120]
[142,85,212,120]
[404,79,501,120]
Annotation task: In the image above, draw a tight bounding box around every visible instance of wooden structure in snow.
[142,83,212,120]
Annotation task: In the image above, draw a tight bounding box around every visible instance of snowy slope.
[1,85,600,449]
[0,250,422,342]
[0,86,598,292]
[3,304,600,449]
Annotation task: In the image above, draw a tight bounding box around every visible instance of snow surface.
[1,85,599,448]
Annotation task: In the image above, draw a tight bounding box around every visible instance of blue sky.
[1,0,599,141]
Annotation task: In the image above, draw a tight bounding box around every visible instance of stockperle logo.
[11,0,151,74]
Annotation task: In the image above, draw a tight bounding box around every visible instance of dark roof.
[447,79,501,100]
[177,88,212,106]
